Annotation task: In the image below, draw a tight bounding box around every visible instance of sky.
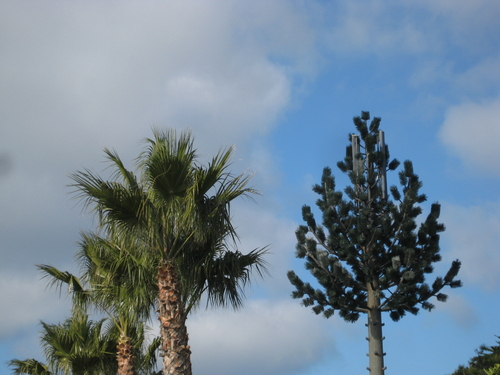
[1,1,499,375]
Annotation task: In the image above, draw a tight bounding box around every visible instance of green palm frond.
[203,247,268,309]
[192,147,234,198]
[183,242,269,313]
[139,128,196,203]
[9,316,119,375]
[78,231,158,315]
[8,359,51,375]
[40,313,117,375]
[103,148,139,189]
[139,336,161,374]
[37,264,90,311]
[70,167,149,236]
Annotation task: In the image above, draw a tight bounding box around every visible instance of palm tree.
[70,129,268,375]
[9,313,117,375]
[38,230,160,375]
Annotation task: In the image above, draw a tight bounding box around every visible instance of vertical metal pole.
[378,131,387,200]
[352,134,362,180]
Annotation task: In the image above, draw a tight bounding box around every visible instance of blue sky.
[1,1,499,375]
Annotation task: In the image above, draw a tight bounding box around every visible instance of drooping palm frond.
[8,359,51,375]
[182,241,269,314]
[188,153,257,246]
[138,336,162,375]
[37,264,91,311]
[70,155,151,242]
[103,148,140,189]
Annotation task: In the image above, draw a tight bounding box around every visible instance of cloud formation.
[0,272,70,337]
[439,98,500,175]
[0,0,318,160]
[0,0,318,263]
[441,202,500,290]
[188,299,337,375]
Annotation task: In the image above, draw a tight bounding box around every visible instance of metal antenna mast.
[352,134,362,183]
[378,131,387,200]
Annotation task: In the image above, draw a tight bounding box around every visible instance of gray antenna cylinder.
[352,134,362,179]
[378,131,387,200]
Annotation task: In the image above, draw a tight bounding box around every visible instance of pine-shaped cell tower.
[288,111,462,375]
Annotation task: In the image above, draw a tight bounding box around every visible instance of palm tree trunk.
[158,260,192,375]
[117,334,136,375]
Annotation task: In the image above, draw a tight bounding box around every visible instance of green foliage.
[288,112,462,323]
[36,231,162,375]
[8,359,51,375]
[485,364,500,375]
[70,128,268,314]
[13,129,267,375]
[9,314,118,375]
[9,313,161,375]
[450,337,500,375]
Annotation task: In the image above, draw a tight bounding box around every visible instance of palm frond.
[8,359,51,375]
[138,336,161,375]
[36,264,90,311]
[76,231,158,324]
[139,128,196,202]
[183,244,269,314]
[70,168,149,235]
[103,148,139,189]
[193,147,234,198]
[40,314,117,375]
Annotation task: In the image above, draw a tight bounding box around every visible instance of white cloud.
[230,199,299,296]
[188,299,336,375]
[0,0,319,176]
[0,169,88,271]
[439,98,500,175]
[162,61,290,145]
[322,0,500,64]
[0,0,319,300]
[441,202,500,290]
[0,271,70,337]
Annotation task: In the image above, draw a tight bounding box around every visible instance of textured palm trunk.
[117,334,136,375]
[366,283,385,375]
[158,259,192,375]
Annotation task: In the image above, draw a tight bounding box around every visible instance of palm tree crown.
[9,313,117,375]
